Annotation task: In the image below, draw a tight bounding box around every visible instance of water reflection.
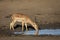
[14,29,60,35]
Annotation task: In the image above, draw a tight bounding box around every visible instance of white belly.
[16,18,26,22]
[17,19,22,22]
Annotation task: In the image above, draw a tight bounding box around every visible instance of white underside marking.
[16,18,26,22]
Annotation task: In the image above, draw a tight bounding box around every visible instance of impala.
[10,13,39,35]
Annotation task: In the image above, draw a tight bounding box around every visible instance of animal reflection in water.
[10,13,39,35]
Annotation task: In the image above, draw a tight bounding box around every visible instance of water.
[14,29,60,35]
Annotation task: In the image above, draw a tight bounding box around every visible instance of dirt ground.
[0,35,60,40]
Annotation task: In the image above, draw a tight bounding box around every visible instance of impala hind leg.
[10,20,16,30]
[10,22,13,30]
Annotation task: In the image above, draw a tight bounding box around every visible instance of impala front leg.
[25,23,28,31]
[22,22,24,32]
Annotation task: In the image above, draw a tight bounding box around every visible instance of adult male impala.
[10,13,39,35]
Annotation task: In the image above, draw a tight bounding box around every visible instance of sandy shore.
[0,35,60,40]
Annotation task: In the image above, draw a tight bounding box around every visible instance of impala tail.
[5,14,12,18]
